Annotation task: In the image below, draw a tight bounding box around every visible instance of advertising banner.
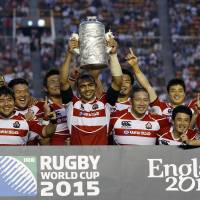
[0,146,199,200]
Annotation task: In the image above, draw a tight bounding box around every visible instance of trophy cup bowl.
[79,16,108,69]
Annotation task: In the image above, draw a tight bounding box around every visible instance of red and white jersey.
[158,127,197,145]
[35,100,69,145]
[0,113,43,146]
[66,94,112,145]
[109,109,169,145]
[150,98,195,117]
[112,98,131,112]
[196,114,200,130]
[15,105,40,117]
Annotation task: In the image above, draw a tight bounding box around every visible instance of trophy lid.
[87,16,98,21]
[80,16,103,26]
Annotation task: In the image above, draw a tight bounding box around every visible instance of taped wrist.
[109,54,122,76]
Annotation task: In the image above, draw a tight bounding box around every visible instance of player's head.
[131,86,150,117]
[0,86,15,117]
[76,74,96,102]
[0,73,5,87]
[167,78,186,106]
[43,69,61,97]
[172,105,192,135]
[8,78,30,110]
[119,69,134,97]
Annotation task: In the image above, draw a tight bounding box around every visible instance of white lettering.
[148,159,164,178]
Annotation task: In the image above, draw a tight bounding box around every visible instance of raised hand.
[43,96,51,117]
[125,48,138,67]
[43,96,57,123]
[68,38,79,54]
[180,133,188,143]
[106,35,118,54]
[24,108,35,121]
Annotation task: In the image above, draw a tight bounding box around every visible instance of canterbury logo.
[121,121,131,127]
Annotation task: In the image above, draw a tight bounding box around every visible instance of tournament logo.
[13,121,20,128]
[0,156,37,197]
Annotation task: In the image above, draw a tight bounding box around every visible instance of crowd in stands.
[38,0,164,94]
[169,0,200,99]
[0,0,200,146]
[0,0,32,89]
[0,0,199,100]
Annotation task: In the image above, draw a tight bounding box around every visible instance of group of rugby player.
[0,35,199,146]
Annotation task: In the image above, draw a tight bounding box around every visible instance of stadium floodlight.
[37,19,45,27]
[27,20,33,26]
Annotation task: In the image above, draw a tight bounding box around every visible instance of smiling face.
[0,94,15,118]
[46,74,61,96]
[168,84,186,106]
[78,80,96,102]
[0,75,5,87]
[174,112,191,136]
[13,84,30,110]
[131,90,150,117]
[119,74,132,97]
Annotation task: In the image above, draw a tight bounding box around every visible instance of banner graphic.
[0,146,199,200]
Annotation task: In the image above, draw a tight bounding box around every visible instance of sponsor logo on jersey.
[124,130,152,135]
[121,121,131,127]
[79,111,100,117]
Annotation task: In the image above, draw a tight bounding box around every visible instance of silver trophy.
[79,16,108,69]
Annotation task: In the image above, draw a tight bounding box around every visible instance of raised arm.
[107,37,122,91]
[103,37,122,106]
[60,39,78,91]
[125,48,157,103]
[190,93,200,128]
[41,97,57,137]
[89,69,104,98]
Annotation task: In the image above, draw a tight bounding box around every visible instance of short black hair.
[122,69,134,85]
[8,78,29,89]
[172,105,192,121]
[167,78,186,93]
[76,73,96,88]
[131,86,149,98]
[0,72,4,78]
[0,86,15,100]
[43,69,59,87]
